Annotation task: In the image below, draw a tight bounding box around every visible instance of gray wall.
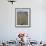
[0,0,46,42]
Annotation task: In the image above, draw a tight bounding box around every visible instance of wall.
[0,0,46,42]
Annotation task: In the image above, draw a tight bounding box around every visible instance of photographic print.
[15,8,31,27]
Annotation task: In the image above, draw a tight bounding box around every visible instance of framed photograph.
[15,8,31,28]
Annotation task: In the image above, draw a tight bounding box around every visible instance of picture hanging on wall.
[15,8,31,28]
